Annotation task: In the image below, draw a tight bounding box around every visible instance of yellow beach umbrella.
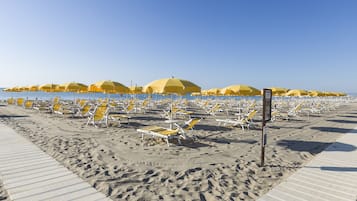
[309,90,324,97]
[206,88,221,96]
[19,86,29,91]
[59,82,88,93]
[337,92,347,96]
[89,80,129,94]
[143,77,201,124]
[39,84,59,92]
[4,87,18,92]
[220,88,236,96]
[221,84,261,96]
[143,77,201,95]
[129,86,144,94]
[28,85,40,91]
[269,87,289,96]
[285,89,309,96]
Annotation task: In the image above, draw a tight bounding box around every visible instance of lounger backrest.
[126,102,135,112]
[294,103,302,112]
[94,105,108,121]
[24,100,33,109]
[7,98,15,105]
[142,99,149,107]
[185,118,201,130]
[246,110,257,121]
[53,97,59,104]
[53,103,61,112]
[17,98,24,106]
[81,104,92,115]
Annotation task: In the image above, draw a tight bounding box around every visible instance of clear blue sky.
[1,0,356,92]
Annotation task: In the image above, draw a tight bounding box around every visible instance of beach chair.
[175,118,201,130]
[124,101,135,114]
[206,103,222,116]
[137,126,182,146]
[108,112,130,127]
[24,100,34,109]
[7,98,15,105]
[216,110,257,130]
[174,117,201,139]
[75,104,93,118]
[33,100,51,112]
[52,103,75,117]
[16,98,25,106]
[276,103,303,120]
[86,105,109,127]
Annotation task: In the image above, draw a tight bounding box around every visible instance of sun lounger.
[216,110,257,130]
[87,105,109,127]
[137,126,182,146]
[108,113,130,127]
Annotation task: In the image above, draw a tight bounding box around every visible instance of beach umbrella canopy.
[143,77,201,95]
[269,87,289,96]
[285,89,309,96]
[4,86,20,92]
[89,80,129,94]
[59,82,88,93]
[220,88,236,96]
[221,85,261,96]
[129,86,144,94]
[28,85,39,91]
[39,84,59,92]
[206,88,221,96]
[309,90,324,97]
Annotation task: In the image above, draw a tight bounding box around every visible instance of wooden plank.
[0,123,111,201]
[258,126,357,201]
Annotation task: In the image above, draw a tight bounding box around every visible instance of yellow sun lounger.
[136,126,182,146]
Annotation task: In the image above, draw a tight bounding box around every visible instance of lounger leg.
[166,138,170,147]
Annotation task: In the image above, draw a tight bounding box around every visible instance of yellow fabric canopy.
[89,80,129,94]
[143,77,201,95]
[221,85,261,96]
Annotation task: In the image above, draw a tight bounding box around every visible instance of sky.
[1,0,357,92]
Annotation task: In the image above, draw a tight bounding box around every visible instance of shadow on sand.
[326,119,357,124]
[310,126,357,134]
[277,140,356,154]
[194,124,232,132]
[130,116,166,121]
[305,166,357,172]
[337,115,357,118]
[0,115,29,118]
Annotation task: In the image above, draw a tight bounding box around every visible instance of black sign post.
[261,88,272,167]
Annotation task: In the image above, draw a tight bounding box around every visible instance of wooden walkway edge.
[0,123,111,201]
[258,126,357,201]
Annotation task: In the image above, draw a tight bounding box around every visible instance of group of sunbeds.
[5,96,349,146]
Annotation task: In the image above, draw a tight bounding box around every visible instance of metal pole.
[261,120,266,167]
[261,89,267,167]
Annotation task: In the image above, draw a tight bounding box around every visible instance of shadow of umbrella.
[277,140,356,154]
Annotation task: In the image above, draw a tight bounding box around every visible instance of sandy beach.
[1,99,357,200]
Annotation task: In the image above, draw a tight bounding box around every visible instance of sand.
[1,100,357,200]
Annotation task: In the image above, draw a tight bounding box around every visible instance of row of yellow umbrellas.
[200,87,346,97]
[4,82,131,94]
[3,79,346,97]
[3,78,202,96]
[201,85,263,96]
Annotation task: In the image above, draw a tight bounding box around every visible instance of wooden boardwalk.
[0,123,111,201]
[258,127,357,201]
